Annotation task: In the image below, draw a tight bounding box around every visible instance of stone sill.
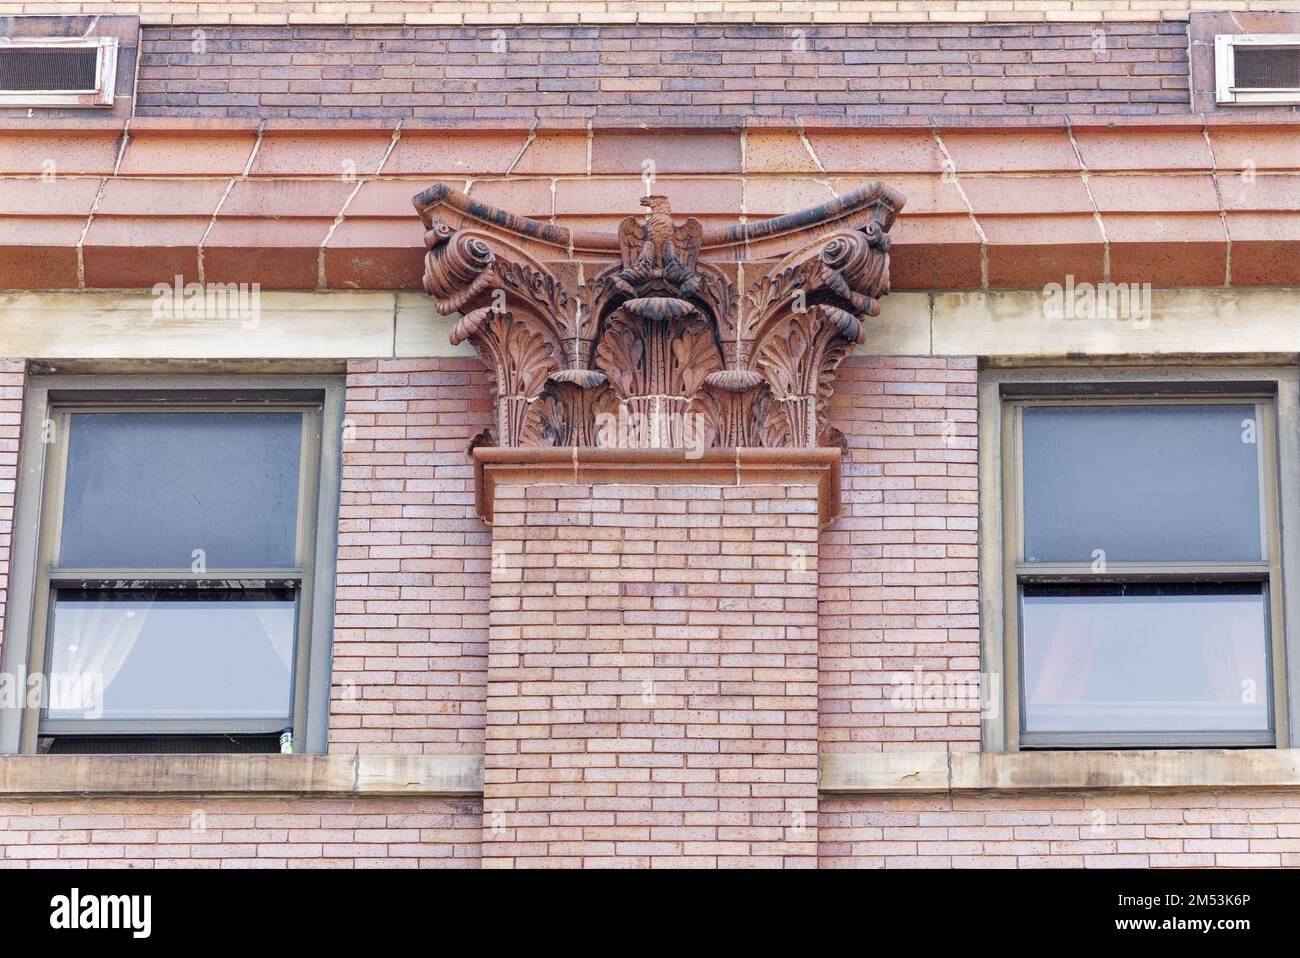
[12,750,1299,798]
[0,754,484,798]
[820,750,1300,795]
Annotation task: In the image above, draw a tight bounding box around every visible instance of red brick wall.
[482,481,821,867]
[820,356,980,754]
[0,360,25,675]
[820,793,1300,868]
[0,797,481,868]
[330,358,492,754]
[137,22,1190,120]
[3,353,1297,868]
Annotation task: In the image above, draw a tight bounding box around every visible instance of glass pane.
[44,590,295,722]
[59,411,303,569]
[1021,583,1270,735]
[1021,403,1263,564]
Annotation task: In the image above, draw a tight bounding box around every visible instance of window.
[1215,34,1300,106]
[0,37,118,108]
[982,370,1297,751]
[0,377,343,754]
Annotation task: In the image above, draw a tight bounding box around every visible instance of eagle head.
[640,195,672,216]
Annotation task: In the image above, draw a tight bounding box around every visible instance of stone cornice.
[0,117,1294,292]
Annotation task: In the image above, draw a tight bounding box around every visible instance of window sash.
[27,400,323,740]
[37,718,293,736]
[1009,396,1272,570]
[46,402,317,573]
[41,586,300,728]
[1000,391,1287,750]
[1015,580,1275,747]
[46,569,306,585]
[1018,729,1278,749]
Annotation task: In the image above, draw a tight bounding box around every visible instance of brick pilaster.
[483,481,821,868]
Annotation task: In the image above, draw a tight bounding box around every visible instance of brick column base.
[482,469,824,868]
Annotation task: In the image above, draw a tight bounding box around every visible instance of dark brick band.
[136,22,1191,120]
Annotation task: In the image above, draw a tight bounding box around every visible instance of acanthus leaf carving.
[670,319,721,399]
[756,306,853,448]
[691,385,766,449]
[593,311,645,401]
[467,308,560,447]
[519,380,620,448]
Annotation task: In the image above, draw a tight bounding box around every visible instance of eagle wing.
[673,217,704,270]
[617,216,644,269]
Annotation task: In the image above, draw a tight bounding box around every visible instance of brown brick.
[134,22,1190,121]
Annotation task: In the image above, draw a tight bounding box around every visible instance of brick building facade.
[0,1,1297,870]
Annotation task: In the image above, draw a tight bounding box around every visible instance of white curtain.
[50,599,151,716]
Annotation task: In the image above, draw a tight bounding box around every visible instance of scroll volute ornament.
[742,223,893,447]
[421,224,583,446]
[415,182,903,451]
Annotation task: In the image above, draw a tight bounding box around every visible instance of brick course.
[0,797,482,868]
[135,22,1191,119]
[820,792,1300,867]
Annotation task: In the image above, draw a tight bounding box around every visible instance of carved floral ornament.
[414,182,904,452]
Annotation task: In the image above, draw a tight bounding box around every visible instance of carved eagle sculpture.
[612,195,705,302]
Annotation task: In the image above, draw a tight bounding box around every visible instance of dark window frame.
[979,366,1300,753]
[0,375,344,755]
